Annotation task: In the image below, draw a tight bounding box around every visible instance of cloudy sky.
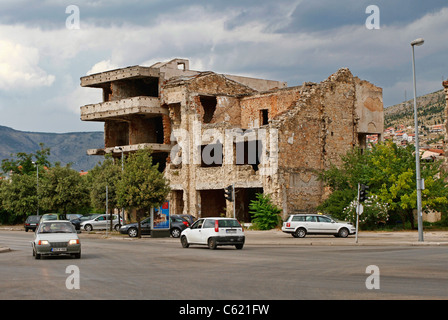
[0,0,447,133]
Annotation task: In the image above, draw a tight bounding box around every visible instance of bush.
[249,193,281,230]
[342,194,389,229]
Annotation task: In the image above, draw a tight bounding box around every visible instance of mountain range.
[0,125,104,172]
[384,89,445,128]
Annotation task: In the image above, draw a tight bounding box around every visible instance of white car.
[80,214,122,231]
[282,214,356,238]
[32,220,81,259]
[180,217,245,250]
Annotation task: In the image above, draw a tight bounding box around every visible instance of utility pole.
[411,38,425,242]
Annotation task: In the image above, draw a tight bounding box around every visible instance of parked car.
[282,214,356,238]
[40,213,67,222]
[119,214,190,238]
[24,215,41,232]
[32,220,81,259]
[180,217,245,250]
[80,214,122,231]
[177,214,196,225]
[67,214,84,231]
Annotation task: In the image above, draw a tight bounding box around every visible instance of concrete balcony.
[80,96,168,121]
[87,143,172,156]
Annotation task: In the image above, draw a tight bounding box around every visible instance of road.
[1,230,447,301]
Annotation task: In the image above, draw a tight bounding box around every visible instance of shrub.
[249,193,281,230]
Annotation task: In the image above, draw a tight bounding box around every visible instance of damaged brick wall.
[444,79,448,169]
[239,87,301,129]
[268,68,379,215]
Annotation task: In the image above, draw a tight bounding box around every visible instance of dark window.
[260,109,269,125]
[200,96,217,123]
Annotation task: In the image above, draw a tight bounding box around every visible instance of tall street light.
[32,161,39,216]
[115,146,125,224]
[411,37,424,242]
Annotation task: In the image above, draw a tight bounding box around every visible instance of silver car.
[32,220,81,259]
[282,214,356,238]
[80,214,122,231]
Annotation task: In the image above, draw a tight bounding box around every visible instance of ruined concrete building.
[80,58,383,221]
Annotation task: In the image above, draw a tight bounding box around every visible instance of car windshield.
[38,222,75,234]
[218,219,241,228]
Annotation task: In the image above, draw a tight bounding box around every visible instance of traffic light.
[359,184,369,202]
[224,185,234,202]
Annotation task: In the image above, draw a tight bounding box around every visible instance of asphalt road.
[1,230,447,301]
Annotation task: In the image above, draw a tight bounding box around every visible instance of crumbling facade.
[444,79,448,165]
[80,58,383,221]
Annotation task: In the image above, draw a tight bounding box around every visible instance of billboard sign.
[153,201,170,229]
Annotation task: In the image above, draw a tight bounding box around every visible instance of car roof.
[202,217,237,220]
[40,220,72,224]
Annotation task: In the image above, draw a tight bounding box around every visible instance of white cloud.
[0,3,447,132]
[0,40,55,90]
[87,59,119,75]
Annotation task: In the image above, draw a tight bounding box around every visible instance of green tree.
[1,143,51,175]
[116,148,170,238]
[87,156,122,213]
[0,174,38,223]
[318,141,448,229]
[249,193,282,230]
[39,164,90,214]
[0,143,50,223]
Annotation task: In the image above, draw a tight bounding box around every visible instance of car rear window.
[218,219,241,228]
[292,215,305,222]
[44,214,58,220]
[26,216,40,223]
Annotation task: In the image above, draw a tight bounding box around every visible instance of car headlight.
[68,239,80,245]
[38,240,49,245]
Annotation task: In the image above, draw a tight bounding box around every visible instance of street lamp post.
[115,146,125,225]
[32,161,39,216]
[411,38,424,242]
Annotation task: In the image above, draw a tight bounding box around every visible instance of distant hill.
[384,89,445,128]
[0,125,104,172]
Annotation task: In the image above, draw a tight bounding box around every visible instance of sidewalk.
[1,226,448,252]
[244,229,448,246]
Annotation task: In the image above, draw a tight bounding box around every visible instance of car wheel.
[170,228,181,238]
[338,228,349,238]
[84,224,93,232]
[208,237,217,250]
[181,235,189,248]
[295,228,306,238]
[128,227,138,238]
[73,252,81,259]
[34,250,41,260]
[114,224,121,231]
[235,244,244,250]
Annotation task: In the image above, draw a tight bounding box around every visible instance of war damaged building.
[80,58,383,221]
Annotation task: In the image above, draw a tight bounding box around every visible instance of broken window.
[199,96,217,123]
[260,109,269,126]
[169,103,181,125]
